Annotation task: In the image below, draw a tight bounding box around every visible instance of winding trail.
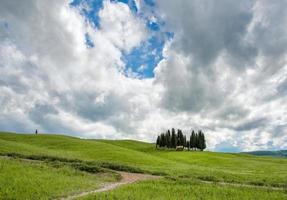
[60,172,160,200]
[2,155,286,199]
[59,171,286,200]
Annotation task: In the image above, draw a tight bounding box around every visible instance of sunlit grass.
[81,178,287,200]
[0,157,118,199]
[0,132,286,199]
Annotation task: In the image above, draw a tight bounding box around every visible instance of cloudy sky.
[0,0,287,152]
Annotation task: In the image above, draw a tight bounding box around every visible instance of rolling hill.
[0,132,286,199]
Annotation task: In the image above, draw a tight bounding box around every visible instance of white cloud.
[0,0,286,152]
[0,0,163,142]
[152,0,287,151]
[99,0,146,52]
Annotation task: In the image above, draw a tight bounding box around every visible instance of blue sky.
[70,0,172,78]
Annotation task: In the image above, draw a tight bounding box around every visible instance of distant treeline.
[156,128,206,151]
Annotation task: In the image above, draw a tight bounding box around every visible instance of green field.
[0,132,286,199]
[0,157,118,199]
[81,179,286,200]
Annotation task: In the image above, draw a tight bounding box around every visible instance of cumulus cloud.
[154,0,287,151]
[0,0,286,152]
[0,0,152,138]
[99,0,147,51]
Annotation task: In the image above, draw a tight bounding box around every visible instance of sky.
[0,0,287,152]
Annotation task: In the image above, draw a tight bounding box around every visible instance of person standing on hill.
[35,129,38,135]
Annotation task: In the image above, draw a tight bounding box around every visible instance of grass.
[81,179,287,200]
[1,152,144,174]
[0,157,118,200]
[0,132,286,199]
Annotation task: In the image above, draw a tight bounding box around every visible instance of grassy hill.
[0,132,286,199]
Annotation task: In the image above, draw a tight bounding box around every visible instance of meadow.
[81,179,287,200]
[0,157,118,200]
[0,132,286,199]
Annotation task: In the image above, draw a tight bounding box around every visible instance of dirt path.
[61,173,285,200]
[60,172,160,200]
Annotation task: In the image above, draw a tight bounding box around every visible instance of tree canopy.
[156,129,207,151]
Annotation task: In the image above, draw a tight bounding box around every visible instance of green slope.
[98,139,155,152]
[0,132,172,172]
[0,156,117,199]
[82,179,287,200]
[0,132,287,199]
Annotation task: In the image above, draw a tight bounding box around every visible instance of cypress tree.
[195,132,199,150]
[198,131,201,150]
[197,130,204,151]
[165,133,168,147]
[176,129,180,146]
[163,133,167,147]
[166,130,171,148]
[171,128,176,148]
[177,129,184,146]
[165,133,167,147]
[183,135,187,148]
[159,133,164,147]
[156,135,160,148]
[179,130,183,146]
[201,131,206,151]
[180,130,184,146]
[190,130,196,150]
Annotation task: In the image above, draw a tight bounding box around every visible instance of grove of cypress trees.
[156,129,207,151]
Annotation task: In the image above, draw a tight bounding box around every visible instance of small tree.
[190,130,196,150]
[156,135,160,148]
[159,133,164,147]
[176,129,180,146]
[180,130,184,146]
[200,131,206,151]
[177,129,184,146]
[197,130,206,151]
[166,130,171,148]
[163,133,167,147]
[171,128,176,148]
[195,132,199,151]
